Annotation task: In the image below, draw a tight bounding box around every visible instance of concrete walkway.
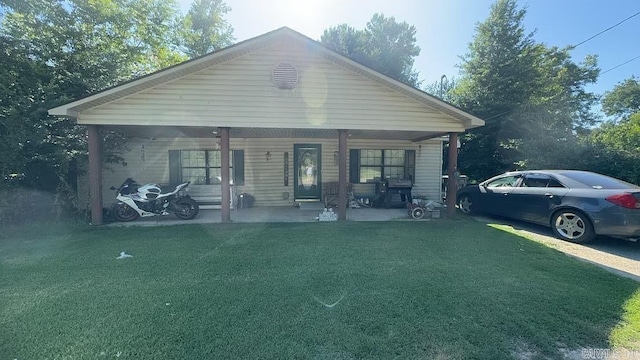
[108,206,416,226]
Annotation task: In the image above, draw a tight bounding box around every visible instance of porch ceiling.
[105,125,447,142]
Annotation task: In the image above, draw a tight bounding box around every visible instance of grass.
[1,219,639,359]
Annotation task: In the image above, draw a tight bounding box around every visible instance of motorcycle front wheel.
[112,203,140,222]
[173,197,199,220]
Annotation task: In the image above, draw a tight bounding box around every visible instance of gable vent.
[272,62,298,90]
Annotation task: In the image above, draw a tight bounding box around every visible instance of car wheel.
[551,210,595,244]
[457,194,475,215]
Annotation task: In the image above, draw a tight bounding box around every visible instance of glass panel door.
[293,144,322,200]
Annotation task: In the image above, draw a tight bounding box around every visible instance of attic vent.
[272,62,298,90]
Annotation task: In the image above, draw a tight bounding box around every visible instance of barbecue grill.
[375,178,413,208]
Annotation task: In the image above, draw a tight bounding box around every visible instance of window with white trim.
[169,150,245,186]
[350,149,415,183]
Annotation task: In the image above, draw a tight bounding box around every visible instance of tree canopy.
[601,77,640,120]
[452,0,599,181]
[181,0,234,57]
[321,14,421,86]
[0,0,232,200]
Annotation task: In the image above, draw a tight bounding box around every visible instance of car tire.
[551,209,595,244]
[457,194,475,215]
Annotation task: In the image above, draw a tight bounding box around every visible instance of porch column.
[446,132,459,219]
[220,127,231,222]
[338,129,348,221]
[87,125,103,225]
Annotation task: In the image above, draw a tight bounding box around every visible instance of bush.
[0,187,58,226]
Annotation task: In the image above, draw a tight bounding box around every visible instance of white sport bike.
[110,178,199,222]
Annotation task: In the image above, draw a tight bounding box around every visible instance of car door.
[479,174,523,217]
[508,174,568,224]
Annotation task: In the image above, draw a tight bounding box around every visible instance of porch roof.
[109,125,448,142]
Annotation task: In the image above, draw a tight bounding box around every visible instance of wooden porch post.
[87,125,103,225]
[446,132,459,219]
[220,127,231,222]
[338,129,348,220]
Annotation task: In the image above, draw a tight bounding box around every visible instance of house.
[49,27,484,225]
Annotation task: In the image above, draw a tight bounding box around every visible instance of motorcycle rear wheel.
[112,203,140,222]
[173,197,199,220]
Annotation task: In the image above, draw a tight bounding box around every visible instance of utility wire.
[459,11,640,123]
[483,54,640,121]
[569,11,640,49]
[460,10,640,95]
[480,14,640,121]
[600,55,640,75]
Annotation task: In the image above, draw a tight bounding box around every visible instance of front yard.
[1,220,638,359]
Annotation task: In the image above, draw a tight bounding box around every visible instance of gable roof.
[49,27,484,130]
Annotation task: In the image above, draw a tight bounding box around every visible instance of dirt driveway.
[473,216,640,282]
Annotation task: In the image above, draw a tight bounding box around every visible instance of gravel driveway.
[472,216,640,282]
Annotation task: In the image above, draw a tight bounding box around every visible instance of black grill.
[375,178,413,208]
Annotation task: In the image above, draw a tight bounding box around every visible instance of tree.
[602,77,640,120]
[321,14,421,86]
[181,0,234,58]
[452,0,538,180]
[0,0,187,197]
[452,0,599,181]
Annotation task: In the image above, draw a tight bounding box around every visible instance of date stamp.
[581,348,640,359]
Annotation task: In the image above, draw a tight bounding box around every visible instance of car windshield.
[560,171,639,189]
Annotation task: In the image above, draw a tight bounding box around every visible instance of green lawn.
[1,219,639,359]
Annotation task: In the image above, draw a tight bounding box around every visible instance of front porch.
[106,206,430,226]
[49,28,484,225]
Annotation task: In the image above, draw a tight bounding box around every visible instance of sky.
[178,0,639,97]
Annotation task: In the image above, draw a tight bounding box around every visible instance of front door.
[294,144,321,200]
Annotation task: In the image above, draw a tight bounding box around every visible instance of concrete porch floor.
[107,206,427,226]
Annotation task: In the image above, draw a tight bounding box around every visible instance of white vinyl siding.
[91,137,443,209]
[78,41,464,133]
[347,139,442,201]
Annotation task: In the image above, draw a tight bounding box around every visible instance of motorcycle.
[110,178,199,222]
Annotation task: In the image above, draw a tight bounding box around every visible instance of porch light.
[265,151,272,161]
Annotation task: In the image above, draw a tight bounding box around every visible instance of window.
[350,149,415,183]
[169,150,244,185]
[486,175,521,188]
[180,150,232,185]
[521,175,566,188]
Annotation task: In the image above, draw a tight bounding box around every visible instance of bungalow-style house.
[49,27,484,225]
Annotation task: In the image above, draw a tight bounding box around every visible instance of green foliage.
[0,0,230,213]
[453,0,599,181]
[575,113,640,184]
[591,113,640,153]
[602,77,640,120]
[180,0,234,57]
[321,14,421,86]
[567,77,640,185]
